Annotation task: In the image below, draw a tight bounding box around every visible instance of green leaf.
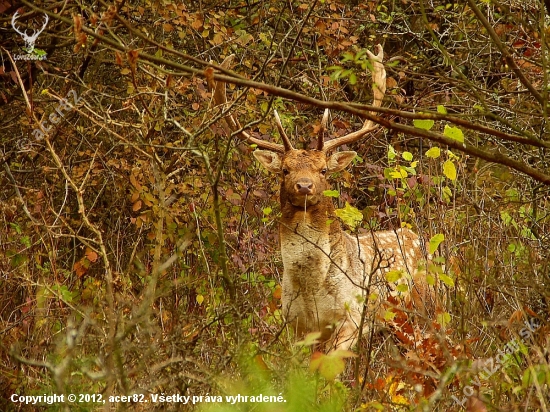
[396,284,409,293]
[384,309,396,321]
[426,274,436,286]
[363,401,385,410]
[402,151,413,161]
[500,211,512,226]
[316,350,356,381]
[446,149,459,160]
[439,274,455,288]
[444,125,464,142]
[342,51,354,62]
[436,105,447,114]
[334,202,363,229]
[505,188,519,201]
[296,331,322,346]
[348,72,357,85]
[323,189,340,198]
[428,262,444,274]
[425,147,441,158]
[385,270,403,283]
[387,145,396,161]
[413,119,434,130]
[383,167,394,180]
[262,206,272,215]
[443,160,457,181]
[429,233,445,254]
[436,312,451,328]
[521,227,537,240]
[442,185,453,203]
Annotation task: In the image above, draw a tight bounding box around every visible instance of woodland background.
[0,0,549,410]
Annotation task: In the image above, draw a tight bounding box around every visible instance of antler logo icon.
[11,11,49,54]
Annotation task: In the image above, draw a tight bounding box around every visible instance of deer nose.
[295,179,314,195]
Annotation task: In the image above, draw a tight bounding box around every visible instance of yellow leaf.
[389,166,408,179]
[388,377,410,405]
[196,294,204,305]
[425,146,440,158]
[443,160,457,180]
[334,202,363,230]
[212,33,224,45]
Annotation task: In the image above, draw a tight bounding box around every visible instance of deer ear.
[327,151,356,173]
[253,150,283,173]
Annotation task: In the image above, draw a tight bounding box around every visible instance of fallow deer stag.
[213,46,431,350]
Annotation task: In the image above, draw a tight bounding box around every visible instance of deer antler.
[273,110,294,151]
[213,55,289,153]
[11,11,49,53]
[322,45,386,153]
[316,108,329,150]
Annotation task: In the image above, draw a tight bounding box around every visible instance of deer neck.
[280,195,335,230]
[278,195,343,265]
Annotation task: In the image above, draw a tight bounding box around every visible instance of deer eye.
[282,168,290,176]
[321,168,327,175]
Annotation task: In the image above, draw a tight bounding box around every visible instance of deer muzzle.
[295,179,314,195]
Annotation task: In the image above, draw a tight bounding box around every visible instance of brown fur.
[254,149,431,350]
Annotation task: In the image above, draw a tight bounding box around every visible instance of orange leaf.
[254,355,269,371]
[128,50,139,70]
[191,18,203,30]
[115,51,123,66]
[204,67,215,90]
[374,377,385,390]
[85,249,98,263]
[73,261,86,277]
[132,200,142,211]
[272,284,282,300]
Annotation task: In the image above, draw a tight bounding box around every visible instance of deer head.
[213,46,386,208]
[11,11,49,54]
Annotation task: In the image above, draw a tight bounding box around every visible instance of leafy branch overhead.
[15,0,550,185]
